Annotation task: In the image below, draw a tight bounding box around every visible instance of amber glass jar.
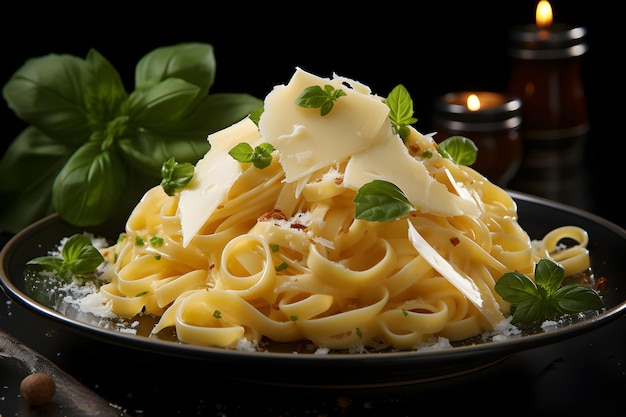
[507,24,588,200]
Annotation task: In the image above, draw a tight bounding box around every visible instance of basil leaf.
[27,234,105,283]
[26,256,64,272]
[249,106,264,126]
[61,234,105,276]
[0,127,72,194]
[2,53,91,143]
[253,143,275,169]
[494,271,539,303]
[161,157,194,196]
[386,84,417,141]
[495,258,604,325]
[0,127,72,233]
[83,48,129,129]
[128,78,201,128]
[354,180,414,222]
[437,136,478,166]
[228,142,254,161]
[509,299,544,325]
[52,141,126,226]
[229,142,274,169]
[118,130,211,177]
[184,93,263,135]
[295,85,346,116]
[553,285,605,313]
[135,42,216,95]
[534,257,565,295]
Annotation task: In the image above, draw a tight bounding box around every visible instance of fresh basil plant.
[0,43,262,233]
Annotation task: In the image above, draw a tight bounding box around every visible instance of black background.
[0,1,618,226]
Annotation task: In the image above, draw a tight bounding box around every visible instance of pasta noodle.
[97,68,592,352]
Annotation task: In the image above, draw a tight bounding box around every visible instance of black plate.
[2,191,626,388]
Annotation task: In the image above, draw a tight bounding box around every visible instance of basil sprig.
[295,85,346,116]
[495,258,604,325]
[0,43,262,233]
[228,142,275,169]
[27,234,105,283]
[386,84,418,141]
[160,157,194,196]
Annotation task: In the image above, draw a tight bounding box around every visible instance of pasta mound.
[97,68,591,351]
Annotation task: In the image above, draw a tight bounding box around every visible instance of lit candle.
[509,0,587,60]
[507,0,589,201]
[432,91,523,187]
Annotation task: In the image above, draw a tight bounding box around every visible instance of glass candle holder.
[432,91,523,187]
[506,2,589,203]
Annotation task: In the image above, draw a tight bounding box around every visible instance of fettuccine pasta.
[97,68,592,351]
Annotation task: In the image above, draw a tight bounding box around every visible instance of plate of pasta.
[2,68,626,387]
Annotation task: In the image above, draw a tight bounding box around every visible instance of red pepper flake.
[258,208,287,222]
[450,237,460,246]
[409,144,420,154]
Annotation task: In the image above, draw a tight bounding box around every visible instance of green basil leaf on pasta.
[354,180,414,222]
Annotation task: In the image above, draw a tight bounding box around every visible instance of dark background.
[2,4,626,416]
[1,1,618,226]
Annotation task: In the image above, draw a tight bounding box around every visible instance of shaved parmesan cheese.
[179,118,262,247]
[406,220,504,326]
[343,128,480,217]
[259,67,390,183]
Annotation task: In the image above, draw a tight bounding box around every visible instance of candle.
[432,91,523,187]
[509,0,587,61]
[506,0,589,202]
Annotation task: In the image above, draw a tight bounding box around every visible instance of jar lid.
[508,24,587,60]
[433,92,522,133]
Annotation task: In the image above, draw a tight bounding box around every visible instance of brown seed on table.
[19,372,56,406]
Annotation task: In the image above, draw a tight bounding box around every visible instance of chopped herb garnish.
[154,255,161,260]
[356,327,363,338]
[290,315,299,322]
[213,310,222,319]
[135,236,145,246]
[26,234,105,283]
[295,85,346,116]
[150,235,164,247]
[386,84,418,141]
[437,136,478,166]
[270,244,280,253]
[135,291,149,297]
[228,142,275,169]
[275,262,289,272]
[354,180,414,222]
[401,309,409,317]
[494,258,604,325]
[160,157,195,196]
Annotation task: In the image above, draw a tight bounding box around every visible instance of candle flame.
[536,0,553,28]
[467,94,481,111]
